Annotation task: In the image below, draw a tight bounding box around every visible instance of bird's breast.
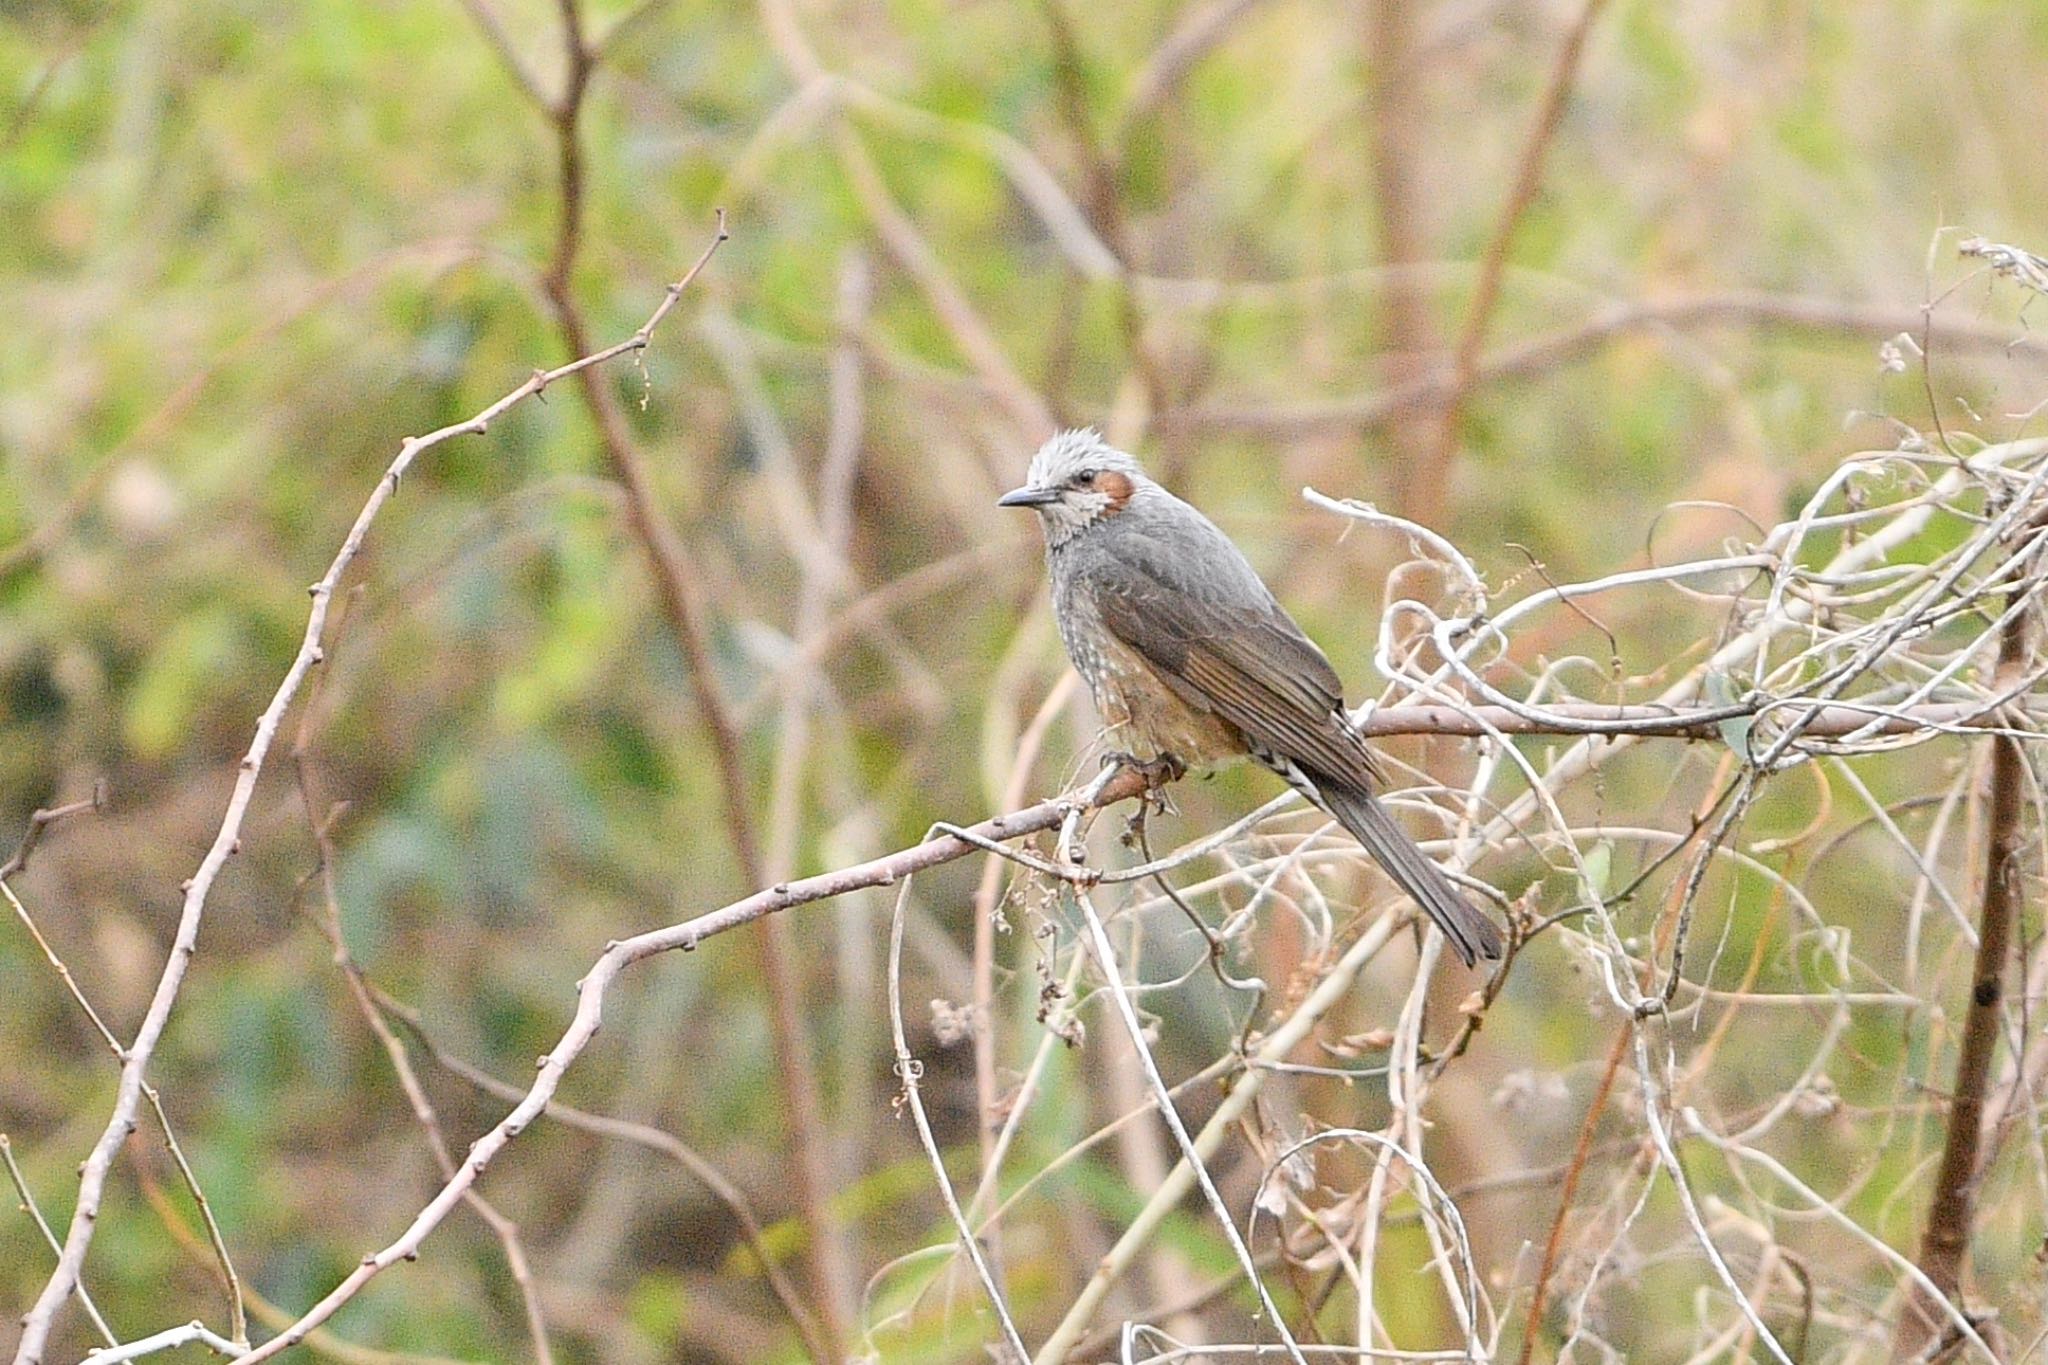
[1053,575,1243,767]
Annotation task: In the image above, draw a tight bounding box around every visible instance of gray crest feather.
[1027,429,1145,490]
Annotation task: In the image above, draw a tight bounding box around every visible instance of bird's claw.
[1100,750,1186,788]
[1100,751,1182,821]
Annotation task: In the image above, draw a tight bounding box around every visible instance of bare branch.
[0,1135,115,1347]
[453,0,553,111]
[1900,550,2038,1352]
[208,765,1162,1361]
[1159,292,2048,438]
[0,784,104,882]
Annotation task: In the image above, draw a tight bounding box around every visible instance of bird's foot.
[1100,750,1186,788]
[1101,751,1183,821]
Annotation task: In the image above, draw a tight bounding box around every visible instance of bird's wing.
[1088,523,1382,788]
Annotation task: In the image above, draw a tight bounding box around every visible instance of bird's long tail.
[1305,775,1503,967]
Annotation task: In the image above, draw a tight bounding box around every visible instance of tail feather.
[1308,777,1503,967]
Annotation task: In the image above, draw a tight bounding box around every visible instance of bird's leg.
[1099,749,1185,786]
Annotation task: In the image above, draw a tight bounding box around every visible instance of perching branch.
[202,764,1164,1361]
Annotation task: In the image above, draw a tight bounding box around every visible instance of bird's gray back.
[1071,486,1275,606]
[1047,482,1382,796]
[1054,485,1345,697]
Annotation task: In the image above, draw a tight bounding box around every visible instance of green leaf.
[1705,670,1754,759]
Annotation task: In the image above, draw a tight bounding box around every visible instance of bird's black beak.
[997,485,1060,508]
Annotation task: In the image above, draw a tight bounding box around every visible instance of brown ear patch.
[1097,469,1135,512]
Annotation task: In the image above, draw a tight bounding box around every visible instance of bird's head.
[997,429,1148,546]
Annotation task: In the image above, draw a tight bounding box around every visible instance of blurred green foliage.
[4,0,2048,1361]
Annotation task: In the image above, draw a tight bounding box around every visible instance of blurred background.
[5,1,2048,1361]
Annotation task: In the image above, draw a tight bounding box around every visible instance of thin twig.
[1158,291,2045,439]
[885,866,1029,1359]
[0,1134,116,1347]
[4,874,248,1345]
[1114,0,1271,141]
[1032,911,1409,1364]
[292,739,554,1362]
[454,0,553,108]
[1514,1021,1628,1364]
[972,671,1077,1257]
[1425,0,1611,520]
[0,785,104,882]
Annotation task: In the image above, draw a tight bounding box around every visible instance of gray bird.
[999,430,1503,966]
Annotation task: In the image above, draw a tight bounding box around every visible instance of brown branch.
[1419,0,1611,521]
[592,0,673,63]
[544,264,757,885]
[758,0,1055,441]
[1366,0,1443,516]
[1352,698,2033,741]
[8,240,718,1365]
[541,0,592,297]
[454,0,553,110]
[524,0,853,1344]
[1516,1021,1629,1364]
[1900,573,2037,1352]
[1516,750,1746,1361]
[1114,0,1270,143]
[0,783,105,882]
[1154,291,2048,440]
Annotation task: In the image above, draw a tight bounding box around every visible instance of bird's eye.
[1074,468,1097,486]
